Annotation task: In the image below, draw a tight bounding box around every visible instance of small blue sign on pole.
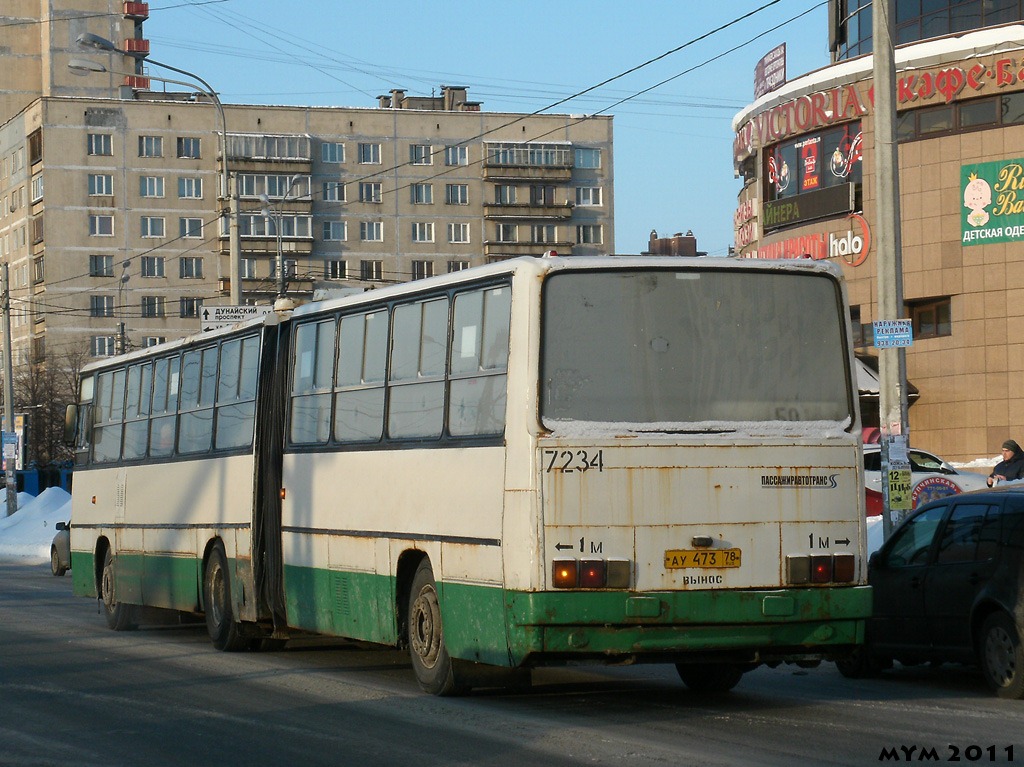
[872,319,913,348]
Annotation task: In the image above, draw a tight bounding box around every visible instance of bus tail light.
[811,555,832,583]
[832,553,855,582]
[552,558,632,589]
[552,559,578,588]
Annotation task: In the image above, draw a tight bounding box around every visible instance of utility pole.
[229,173,242,304]
[2,264,18,515]
[873,0,911,539]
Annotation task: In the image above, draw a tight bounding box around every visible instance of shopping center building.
[734,4,1024,462]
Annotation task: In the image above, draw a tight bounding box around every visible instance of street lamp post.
[260,175,304,301]
[71,33,243,306]
[116,259,130,355]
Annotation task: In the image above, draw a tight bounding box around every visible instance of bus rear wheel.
[676,663,744,693]
[100,548,136,631]
[204,543,246,652]
[408,560,464,696]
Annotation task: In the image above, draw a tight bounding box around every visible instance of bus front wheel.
[204,543,246,652]
[676,663,744,693]
[408,560,464,696]
[100,548,136,631]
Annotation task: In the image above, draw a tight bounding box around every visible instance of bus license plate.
[664,549,742,569]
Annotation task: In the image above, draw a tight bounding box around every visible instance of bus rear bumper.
[505,586,871,666]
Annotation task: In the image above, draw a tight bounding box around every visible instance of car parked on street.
[50,521,70,577]
[863,444,988,515]
[838,486,1024,698]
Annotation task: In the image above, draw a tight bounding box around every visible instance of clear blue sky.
[144,0,830,255]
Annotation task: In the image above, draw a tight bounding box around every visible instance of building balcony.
[124,38,150,55]
[123,75,150,90]
[483,240,574,258]
[123,2,149,19]
[482,165,573,182]
[483,202,573,220]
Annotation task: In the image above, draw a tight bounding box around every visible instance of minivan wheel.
[979,612,1024,699]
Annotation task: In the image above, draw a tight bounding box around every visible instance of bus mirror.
[63,404,78,446]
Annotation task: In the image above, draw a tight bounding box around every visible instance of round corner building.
[734,2,1024,463]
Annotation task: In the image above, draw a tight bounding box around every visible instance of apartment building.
[0,2,614,365]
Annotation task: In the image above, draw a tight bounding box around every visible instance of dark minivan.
[839,486,1024,698]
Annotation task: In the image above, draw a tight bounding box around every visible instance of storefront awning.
[855,354,919,401]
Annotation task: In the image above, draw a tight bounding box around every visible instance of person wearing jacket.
[987,439,1024,486]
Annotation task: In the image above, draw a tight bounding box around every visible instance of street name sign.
[201,305,274,332]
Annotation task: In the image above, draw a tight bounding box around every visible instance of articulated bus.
[67,256,871,695]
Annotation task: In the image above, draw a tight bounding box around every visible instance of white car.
[863,445,989,515]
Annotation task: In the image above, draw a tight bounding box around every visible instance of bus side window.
[334,311,386,443]
[92,369,126,463]
[178,348,214,454]
[216,335,259,450]
[290,322,334,445]
[448,286,510,437]
[388,298,447,439]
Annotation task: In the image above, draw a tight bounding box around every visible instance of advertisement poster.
[961,158,1024,246]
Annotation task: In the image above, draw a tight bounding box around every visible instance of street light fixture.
[72,33,243,306]
[260,175,304,303]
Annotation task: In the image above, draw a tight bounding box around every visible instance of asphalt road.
[1,562,1019,767]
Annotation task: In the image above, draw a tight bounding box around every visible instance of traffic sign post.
[200,305,274,332]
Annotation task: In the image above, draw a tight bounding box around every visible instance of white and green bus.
[68,255,871,695]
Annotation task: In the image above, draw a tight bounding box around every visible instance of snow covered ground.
[0,487,73,564]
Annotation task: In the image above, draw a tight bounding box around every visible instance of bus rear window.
[540,269,851,425]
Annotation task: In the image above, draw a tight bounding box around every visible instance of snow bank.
[0,487,73,563]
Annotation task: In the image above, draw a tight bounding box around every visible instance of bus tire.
[979,612,1024,699]
[100,548,136,631]
[676,663,744,693]
[408,559,465,696]
[204,543,246,652]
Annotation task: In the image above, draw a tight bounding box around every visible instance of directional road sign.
[201,305,274,332]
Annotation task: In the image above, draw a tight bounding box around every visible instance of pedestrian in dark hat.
[988,439,1024,486]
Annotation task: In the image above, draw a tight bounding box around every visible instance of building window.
[87,133,112,156]
[89,215,114,236]
[179,256,204,279]
[28,130,42,165]
[448,223,470,243]
[141,296,165,318]
[140,176,165,198]
[577,224,603,244]
[445,184,468,205]
[88,174,113,196]
[360,221,383,241]
[325,260,347,279]
[33,256,44,282]
[91,336,116,357]
[177,137,201,159]
[270,259,298,280]
[141,216,165,238]
[358,142,381,164]
[179,218,203,238]
[141,255,165,278]
[142,336,166,348]
[411,260,434,280]
[495,184,516,204]
[139,135,163,157]
[31,216,43,245]
[447,260,470,272]
[411,222,434,243]
[241,258,257,279]
[410,144,433,165]
[574,147,601,168]
[30,174,43,203]
[178,177,203,198]
[576,186,602,206]
[496,224,517,243]
[322,142,345,163]
[359,182,382,203]
[445,145,468,166]
[411,183,433,204]
[323,181,345,202]
[323,221,347,241]
[89,255,114,277]
[908,297,952,340]
[180,297,204,318]
[360,260,383,280]
[531,185,555,205]
[532,224,556,244]
[90,295,114,317]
